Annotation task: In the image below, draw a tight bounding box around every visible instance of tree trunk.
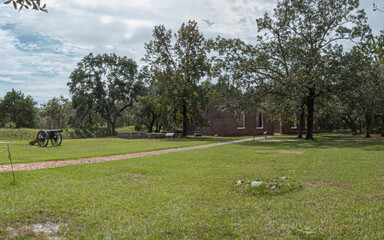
[365,114,371,138]
[341,115,357,135]
[156,124,162,133]
[155,122,160,133]
[148,118,155,133]
[148,113,158,133]
[106,118,117,136]
[297,105,305,139]
[358,118,362,134]
[305,93,315,140]
[182,102,187,137]
[111,121,116,136]
[374,114,384,137]
[106,121,112,136]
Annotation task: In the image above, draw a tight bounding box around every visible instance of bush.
[5,122,16,129]
[62,127,108,139]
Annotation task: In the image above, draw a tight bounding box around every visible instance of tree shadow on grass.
[173,136,247,143]
[235,134,384,151]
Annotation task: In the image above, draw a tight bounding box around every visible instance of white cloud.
[0,77,25,84]
[0,0,382,103]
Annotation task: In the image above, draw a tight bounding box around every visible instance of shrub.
[5,122,16,129]
[62,127,108,139]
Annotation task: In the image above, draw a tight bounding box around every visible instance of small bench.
[165,132,176,140]
[194,131,202,136]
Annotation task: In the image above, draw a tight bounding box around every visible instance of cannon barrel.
[42,129,63,133]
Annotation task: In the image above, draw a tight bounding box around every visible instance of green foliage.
[3,0,47,12]
[114,100,136,128]
[258,0,370,140]
[213,0,370,140]
[4,121,16,129]
[143,20,211,136]
[133,85,165,132]
[68,53,145,135]
[63,126,107,139]
[335,34,384,137]
[39,96,72,129]
[315,94,354,133]
[354,32,384,63]
[315,32,384,137]
[0,89,37,128]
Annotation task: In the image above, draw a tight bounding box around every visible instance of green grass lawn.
[0,136,245,165]
[0,135,383,239]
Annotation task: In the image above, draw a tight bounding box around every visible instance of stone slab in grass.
[235,176,302,196]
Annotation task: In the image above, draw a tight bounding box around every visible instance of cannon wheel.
[51,132,63,146]
[37,130,49,147]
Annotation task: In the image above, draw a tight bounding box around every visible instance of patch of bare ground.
[231,222,243,227]
[252,150,304,155]
[108,172,147,185]
[290,227,328,239]
[303,179,350,189]
[125,172,147,184]
[368,195,384,202]
[5,222,68,239]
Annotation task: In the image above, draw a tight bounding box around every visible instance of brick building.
[187,103,309,136]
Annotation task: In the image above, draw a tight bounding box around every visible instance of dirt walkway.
[0,137,260,172]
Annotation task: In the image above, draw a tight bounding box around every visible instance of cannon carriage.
[29,129,63,147]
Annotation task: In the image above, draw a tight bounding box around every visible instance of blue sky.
[0,0,382,105]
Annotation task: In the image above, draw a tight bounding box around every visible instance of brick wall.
[187,102,320,136]
[187,103,275,136]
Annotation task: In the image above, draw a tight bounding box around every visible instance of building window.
[237,112,245,129]
[257,111,263,129]
[291,114,298,129]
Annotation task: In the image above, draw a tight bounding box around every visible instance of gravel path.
[0,137,260,172]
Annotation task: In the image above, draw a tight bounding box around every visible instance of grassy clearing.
[115,126,136,133]
[0,134,383,239]
[0,128,39,141]
[0,127,133,141]
[0,136,244,165]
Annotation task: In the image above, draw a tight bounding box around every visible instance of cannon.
[29,129,63,147]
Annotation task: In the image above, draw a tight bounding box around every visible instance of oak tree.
[0,89,37,128]
[143,20,210,137]
[214,0,370,140]
[68,53,144,135]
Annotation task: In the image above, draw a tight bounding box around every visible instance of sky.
[0,0,382,105]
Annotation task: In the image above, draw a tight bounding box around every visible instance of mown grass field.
[0,134,383,239]
[0,136,244,165]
